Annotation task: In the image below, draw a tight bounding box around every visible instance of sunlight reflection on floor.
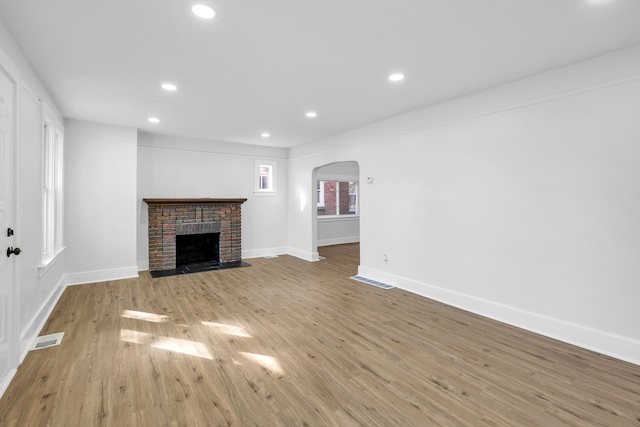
[120,329,213,360]
[119,312,282,372]
[202,321,252,337]
[121,310,169,323]
[239,351,285,375]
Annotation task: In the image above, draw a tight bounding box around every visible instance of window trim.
[254,159,278,196]
[40,103,65,268]
[317,180,325,207]
[317,214,360,222]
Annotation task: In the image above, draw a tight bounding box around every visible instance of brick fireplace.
[144,198,247,272]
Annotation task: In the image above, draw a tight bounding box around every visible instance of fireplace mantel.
[144,198,247,206]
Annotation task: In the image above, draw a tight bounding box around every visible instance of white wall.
[316,161,359,178]
[136,132,289,269]
[288,45,640,365]
[316,161,360,247]
[317,217,360,247]
[0,21,60,116]
[18,86,66,355]
[64,119,138,284]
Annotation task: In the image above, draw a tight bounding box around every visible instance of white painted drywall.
[0,20,61,119]
[316,161,359,180]
[18,87,54,334]
[64,119,138,283]
[317,217,359,247]
[136,132,289,269]
[288,45,640,364]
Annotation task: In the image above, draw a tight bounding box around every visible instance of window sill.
[317,215,360,222]
[253,191,278,197]
[38,246,66,278]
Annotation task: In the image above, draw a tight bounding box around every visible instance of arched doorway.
[312,161,360,259]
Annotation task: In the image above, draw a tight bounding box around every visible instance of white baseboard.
[242,247,289,259]
[19,278,67,362]
[287,247,320,262]
[0,368,17,400]
[358,266,640,366]
[317,236,360,247]
[65,266,139,286]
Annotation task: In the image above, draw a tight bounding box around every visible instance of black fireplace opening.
[176,232,220,267]
[150,231,250,278]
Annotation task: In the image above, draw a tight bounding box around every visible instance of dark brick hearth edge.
[144,198,247,271]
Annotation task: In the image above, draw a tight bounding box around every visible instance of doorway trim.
[311,160,361,257]
[0,46,22,398]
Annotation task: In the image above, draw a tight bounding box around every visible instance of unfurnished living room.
[1,1,640,426]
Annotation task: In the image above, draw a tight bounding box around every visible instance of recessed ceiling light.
[192,4,216,19]
[148,117,160,123]
[305,112,317,118]
[261,133,270,138]
[161,83,177,91]
[389,73,405,82]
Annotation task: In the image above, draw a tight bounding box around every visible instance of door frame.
[312,161,361,256]
[0,46,22,397]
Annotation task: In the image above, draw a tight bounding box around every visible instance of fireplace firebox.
[176,232,220,267]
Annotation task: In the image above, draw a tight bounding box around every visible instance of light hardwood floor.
[1,243,639,426]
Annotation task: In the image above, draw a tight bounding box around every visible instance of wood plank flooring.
[1,243,639,426]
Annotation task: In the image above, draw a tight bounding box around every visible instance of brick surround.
[144,198,247,271]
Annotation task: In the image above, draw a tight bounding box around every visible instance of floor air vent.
[30,332,64,351]
[351,275,395,290]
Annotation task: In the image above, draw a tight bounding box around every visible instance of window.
[258,165,272,191]
[317,180,358,216]
[41,104,64,266]
[316,180,325,207]
[254,160,277,196]
[348,181,358,214]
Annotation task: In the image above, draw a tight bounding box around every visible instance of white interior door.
[0,55,18,390]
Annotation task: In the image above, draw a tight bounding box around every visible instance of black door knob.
[6,247,21,257]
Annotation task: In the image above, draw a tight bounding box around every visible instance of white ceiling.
[1,0,640,148]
